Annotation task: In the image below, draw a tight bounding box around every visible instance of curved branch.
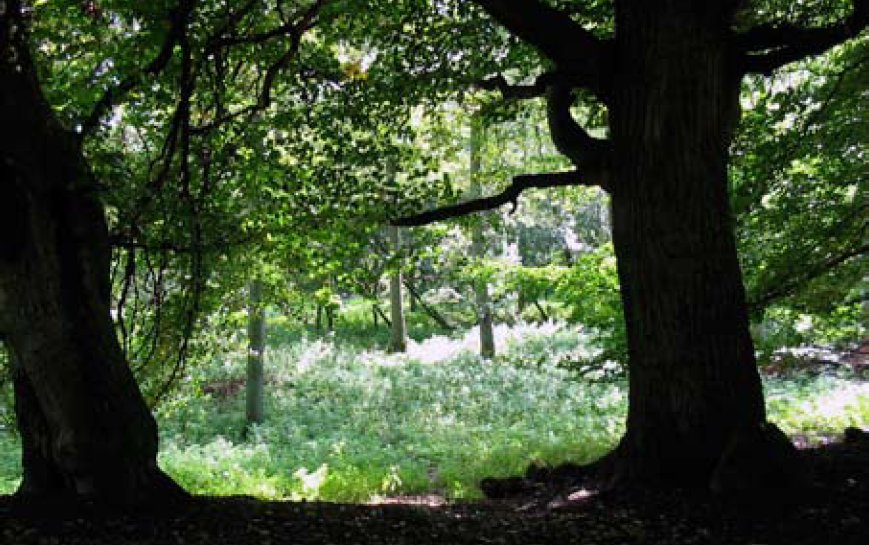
[392,170,604,227]
[546,84,610,170]
[191,0,325,135]
[738,0,868,75]
[477,69,612,103]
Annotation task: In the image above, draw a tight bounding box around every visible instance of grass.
[0,318,866,500]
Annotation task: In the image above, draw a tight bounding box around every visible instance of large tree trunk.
[0,9,184,504]
[604,3,798,490]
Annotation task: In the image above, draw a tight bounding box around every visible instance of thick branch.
[478,72,616,170]
[392,170,600,227]
[80,0,195,137]
[471,0,611,97]
[546,84,610,174]
[472,0,603,65]
[738,0,868,75]
[477,70,607,101]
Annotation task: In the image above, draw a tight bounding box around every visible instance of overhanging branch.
[392,170,601,227]
[738,0,868,75]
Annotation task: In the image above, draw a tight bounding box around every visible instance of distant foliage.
[501,244,626,370]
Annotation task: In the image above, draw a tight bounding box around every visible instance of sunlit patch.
[368,494,447,507]
[804,383,869,419]
[567,487,598,502]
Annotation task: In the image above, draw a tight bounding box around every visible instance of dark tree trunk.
[0,9,185,504]
[604,2,798,490]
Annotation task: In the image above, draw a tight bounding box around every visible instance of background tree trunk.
[388,225,407,353]
[470,115,495,359]
[245,279,266,429]
[604,2,795,489]
[0,9,184,504]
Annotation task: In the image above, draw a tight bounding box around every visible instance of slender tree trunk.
[470,116,495,359]
[245,279,265,428]
[388,225,407,353]
[408,278,419,313]
[373,303,391,328]
[516,231,528,319]
[326,305,334,332]
[604,3,798,490]
[0,11,184,503]
[404,281,454,331]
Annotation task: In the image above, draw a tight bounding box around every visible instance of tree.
[0,0,186,503]
[396,0,868,490]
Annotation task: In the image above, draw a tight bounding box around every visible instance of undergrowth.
[0,320,866,500]
[156,322,626,502]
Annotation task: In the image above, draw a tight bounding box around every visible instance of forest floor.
[0,435,867,545]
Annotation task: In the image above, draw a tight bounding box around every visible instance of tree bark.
[0,8,185,504]
[603,2,795,489]
[245,279,266,428]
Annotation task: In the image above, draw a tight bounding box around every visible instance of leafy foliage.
[734,38,867,318]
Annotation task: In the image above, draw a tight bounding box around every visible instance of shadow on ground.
[1,433,866,545]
